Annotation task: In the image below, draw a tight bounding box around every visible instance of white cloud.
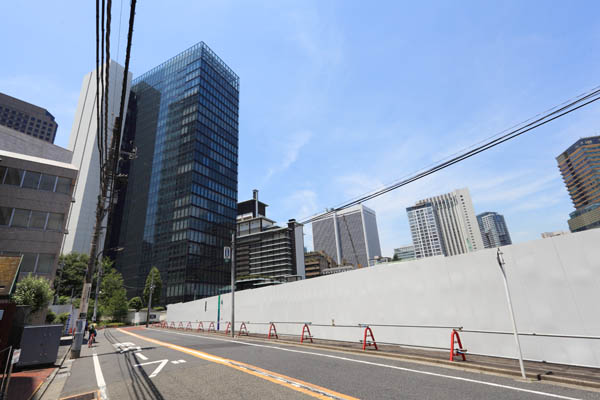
[264,130,312,182]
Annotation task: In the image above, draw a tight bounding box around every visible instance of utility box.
[17,325,62,367]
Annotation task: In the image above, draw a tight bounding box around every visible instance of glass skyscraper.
[106,42,239,304]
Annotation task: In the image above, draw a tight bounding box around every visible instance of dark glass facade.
[107,42,239,304]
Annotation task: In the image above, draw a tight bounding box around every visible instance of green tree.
[13,274,54,313]
[46,310,57,324]
[128,296,143,312]
[55,252,89,298]
[99,265,128,321]
[143,267,162,306]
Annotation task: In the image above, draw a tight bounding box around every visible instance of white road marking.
[136,353,148,361]
[134,359,169,378]
[150,329,584,400]
[92,352,108,400]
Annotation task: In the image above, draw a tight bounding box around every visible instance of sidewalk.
[151,326,600,390]
[0,337,72,400]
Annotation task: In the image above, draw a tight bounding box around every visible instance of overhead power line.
[103,0,112,170]
[300,85,600,225]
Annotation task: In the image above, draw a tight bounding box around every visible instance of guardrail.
[151,320,600,355]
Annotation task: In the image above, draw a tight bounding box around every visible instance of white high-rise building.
[62,60,131,255]
[312,204,382,268]
[408,188,484,258]
[406,203,445,259]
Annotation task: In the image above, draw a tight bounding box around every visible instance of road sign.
[224,246,231,261]
[11,349,20,364]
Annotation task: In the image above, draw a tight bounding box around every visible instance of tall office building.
[477,211,512,248]
[0,92,58,143]
[63,60,132,255]
[407,188,483,258]
[556,136,600,232]
[406,203,445,258]
[420,188,483,256]
[106,42,239,304]
[312,204,381,268]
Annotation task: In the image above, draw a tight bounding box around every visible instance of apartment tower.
[556,136,600,232]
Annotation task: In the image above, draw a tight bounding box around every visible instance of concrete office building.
[406,203,445,259]
[312,204,382,268]
[393,245,416,261]
[235,190,305,287]
[0,92,58,143]
[0,125,77,281]
[417,188,484,256]
[477,211,512,248]
[557,136,600,232]
[106,43,239,304]
[63,60,132,256]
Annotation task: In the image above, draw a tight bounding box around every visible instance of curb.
[30,340,73,400]
[150,327,600,391]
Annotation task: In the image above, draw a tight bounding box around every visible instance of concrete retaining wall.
[167,229,600,367]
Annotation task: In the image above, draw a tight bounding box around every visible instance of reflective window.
[11,209,30,228]
[0,166,6,183]
[55,177,72,194]
[46,213,64,231]
[22,171,41,189]
[39,174,56,191]
[4,168,23,186]
[29,211,47,229]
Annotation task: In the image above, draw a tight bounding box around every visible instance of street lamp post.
[496,249,527,379]
[92,247,124,322]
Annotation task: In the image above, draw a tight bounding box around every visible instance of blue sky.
[2,1,600,256]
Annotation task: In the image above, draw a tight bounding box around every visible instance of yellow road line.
[118,328,358,400]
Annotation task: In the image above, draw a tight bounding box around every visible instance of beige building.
[414,188,484,257]
[0,125,77,281]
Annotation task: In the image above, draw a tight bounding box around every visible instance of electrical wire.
[103,0,112,172]
[301,86,600,225]
[95,0,103,171]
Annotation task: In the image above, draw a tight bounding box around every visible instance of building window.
[0,207,11,225]
[55,177,72,194]
[36,254,55,274]
[29,211,48,229]
[4,167,23,186]
[46,213,64,231]
[11,209,30,228]
[39,174,57,191]
[20,254,37,273]
[22,171,41,189]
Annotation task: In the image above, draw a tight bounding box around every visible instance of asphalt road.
[55,327,600,400]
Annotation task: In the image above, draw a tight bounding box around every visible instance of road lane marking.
[92,352,108,400]
[136,353,148,361]
[148,328,586,400]
[134,359,169,378]
[118,328,357,400]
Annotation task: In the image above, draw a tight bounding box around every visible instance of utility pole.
[145,274,155,328]
[230,232,236,338]
[496,249,527,379]
[93,247,123,322]
[71,117,121,359]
